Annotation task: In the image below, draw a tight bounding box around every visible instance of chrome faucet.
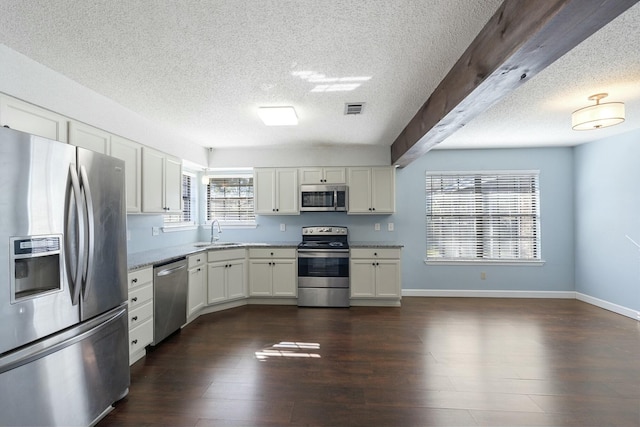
[210,218,222,244]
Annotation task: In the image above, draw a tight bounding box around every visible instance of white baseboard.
[576,292,640,321]
[402,289,639,321]
[402,289,576,299]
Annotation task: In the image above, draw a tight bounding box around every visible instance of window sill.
[424,259,545,266]
[162,224,198,233]
[201,222,257,230]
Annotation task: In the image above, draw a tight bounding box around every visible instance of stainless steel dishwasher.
[152,257,188,345]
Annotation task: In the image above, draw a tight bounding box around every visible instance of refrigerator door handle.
[69,164,85,305]
[79,165,95,299]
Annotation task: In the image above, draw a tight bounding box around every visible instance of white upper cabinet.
[0,94,68,142]
[68,121,142,213]
[299,167,346,184]
[110,135,142,213]
[68,121,110,154]
[254,168,299,215]
[347,166,396,214]
[142,147,182,213]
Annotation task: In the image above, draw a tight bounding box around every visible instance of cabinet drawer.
[249,248,296,258]
[129,300,153,329]
[350,248,401,259]
[128,267,153,288]
[129,318,153,355]
[188,252,207,268]
[208,248,246,263]
[129,282,153,309]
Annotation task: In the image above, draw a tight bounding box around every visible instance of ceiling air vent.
[344,103,364,115]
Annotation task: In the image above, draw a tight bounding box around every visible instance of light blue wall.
[395,147,575,292]
[127,214,200,254]
[574,129,640,312]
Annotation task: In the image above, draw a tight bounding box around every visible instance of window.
[206,171,255,224]
[164,172,195,225]
[425,171,540,262]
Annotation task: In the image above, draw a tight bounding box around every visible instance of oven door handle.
[298,250,349,258]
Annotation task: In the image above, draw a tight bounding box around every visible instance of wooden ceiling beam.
[391,0,639,167]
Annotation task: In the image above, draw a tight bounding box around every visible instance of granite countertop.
[128,241,403,271]
[349,242,404,248]
[128,241,299,270]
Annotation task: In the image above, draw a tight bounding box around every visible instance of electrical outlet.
[388,222,394,231]
[280,223,286,232]
[152,227,160,236]
[374,223,381,231]
[480,272,486,280]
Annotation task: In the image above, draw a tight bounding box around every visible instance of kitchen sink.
[193,242,241,248]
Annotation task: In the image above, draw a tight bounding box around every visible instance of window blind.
[425,171,540,261]
[207,176,255,222]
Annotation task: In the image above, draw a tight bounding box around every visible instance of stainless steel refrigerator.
[0,126,130,426]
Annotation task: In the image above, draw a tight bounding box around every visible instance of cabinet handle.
[132,316,138,321]
[197,258,201,262]
[272,208,276,212]
[372,262,376,266]
[131,297,138,302]
[197,268,201,272]
[131,278,138,284]
[376,262,380,266]
[270,252,274,256]
[131,339,138,345]
[372,208,375,211]
[374,252,377,256]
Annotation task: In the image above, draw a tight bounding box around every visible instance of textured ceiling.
[0,1,638,154]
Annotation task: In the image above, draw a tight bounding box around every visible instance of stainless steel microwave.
[300,185,348,212]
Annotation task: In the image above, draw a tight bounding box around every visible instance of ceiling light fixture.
[571,93,625,131]
[258,106,298,126]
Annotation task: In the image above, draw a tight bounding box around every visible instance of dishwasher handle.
[156,264,186,277]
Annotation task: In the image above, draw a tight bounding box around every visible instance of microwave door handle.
[68,165,84,305]
[79,166,95,300]
[333,189,338,210]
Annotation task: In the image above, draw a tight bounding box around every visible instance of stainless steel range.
[297,226,349,307]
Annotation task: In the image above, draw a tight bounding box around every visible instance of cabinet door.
[323,167,346,184]
[0,95,68,142]
[226,260,246,300]
[350,260,376,297]
[164,155,183,213]
[375,261,400,298]
[110,135,142,213]
[142,147,165,213]
[249,260,272,296]
[207,263,227,304]
[275,169,298,214]
[272,260,297,297]
[68,121,109,154]
[347,167,372,213]
[371,167,395,213]
[188,266,206,317]
[299,168,323,184]
[254,168,276,214]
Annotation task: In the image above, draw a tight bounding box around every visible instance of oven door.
[297,250,349,288]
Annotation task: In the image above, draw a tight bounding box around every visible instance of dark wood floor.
[99,298,640,427]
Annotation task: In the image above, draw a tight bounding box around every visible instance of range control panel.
[302,226,348,236]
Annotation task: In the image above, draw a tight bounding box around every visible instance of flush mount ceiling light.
[571,93,625,131]
[258,106,298,126]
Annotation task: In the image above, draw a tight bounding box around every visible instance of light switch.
[280,223,286,232]
[152,227,160,236]
[374,223,381,231]
[388,223,394,231]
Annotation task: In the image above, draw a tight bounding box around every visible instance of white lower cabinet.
[187,253,207,320]
[127,267,154,365]
[207,249,247,304]
[248,248,297,297]
[350,248,401,299]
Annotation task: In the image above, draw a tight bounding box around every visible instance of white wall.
[209,145,391,167]
[0,45,208,167]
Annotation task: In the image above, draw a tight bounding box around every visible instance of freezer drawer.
[0,306,130,426]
